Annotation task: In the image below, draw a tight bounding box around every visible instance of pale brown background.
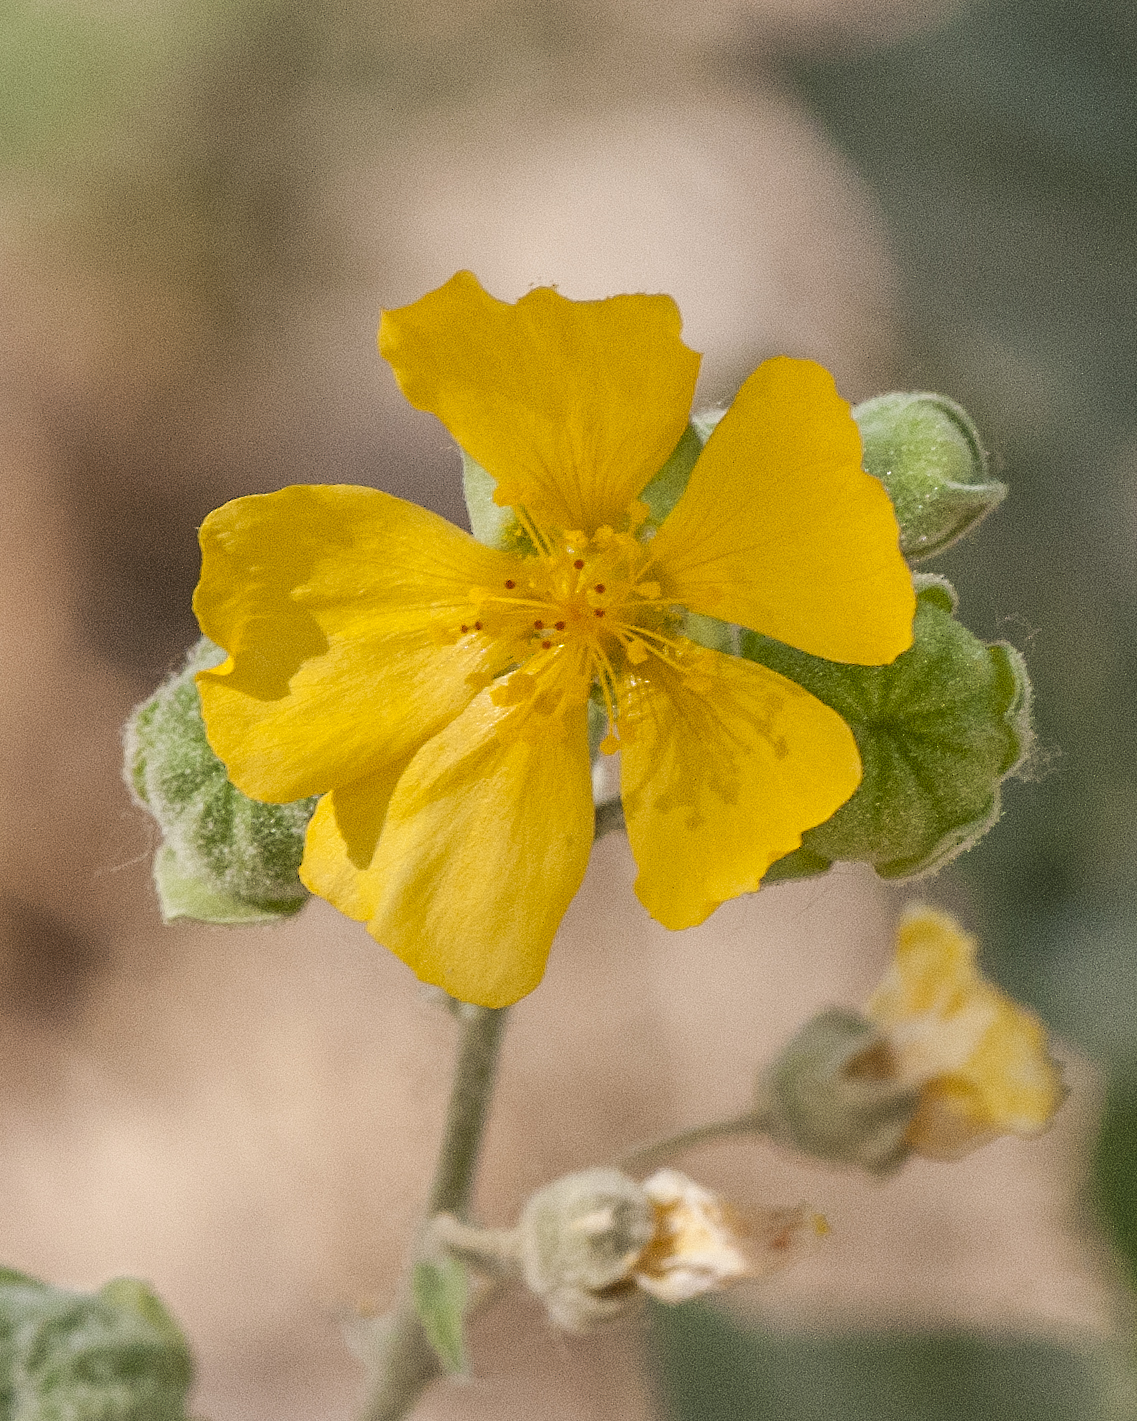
[0,1,1125,1416]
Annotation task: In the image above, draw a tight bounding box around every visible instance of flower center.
[464,527,681,751]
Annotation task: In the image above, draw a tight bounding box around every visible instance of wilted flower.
[866,905,1065,1160]
[633,1169,826,1303]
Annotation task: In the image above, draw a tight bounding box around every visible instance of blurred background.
[2,0,1136,1416]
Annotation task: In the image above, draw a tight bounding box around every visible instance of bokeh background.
[2,0,1136,1416]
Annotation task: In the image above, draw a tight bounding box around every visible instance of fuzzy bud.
[124,639,317,924]
[757,1010,920,1175]
[854,391,1006,560]
[517,1167,655,1332]
[750,578,1034,884]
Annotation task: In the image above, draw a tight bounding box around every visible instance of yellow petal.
[619,644,862,929]
[649,357,915,664]
[194,484,523,801]
[867,905,980,1042]
[299,758,414,921]
[379,271,700,536]
[867,906,1065,1159]
[361,672,595,1007]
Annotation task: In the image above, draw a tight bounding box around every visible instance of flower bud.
[517,1167,655,1331]
[757,1010,921,1175]
[124,639,317,924]
[749,577,1034,883]
[854,391,1006,560]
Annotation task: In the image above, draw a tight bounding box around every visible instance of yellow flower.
[866,906,1065,1160]
[193,271,914,1006]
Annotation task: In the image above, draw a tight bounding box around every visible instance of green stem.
[617,1112,767,1175]
[357,1004,508,1421]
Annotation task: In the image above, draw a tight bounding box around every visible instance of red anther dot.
[541,640,552,649]
[554,621,566,631]
[504,580,516,589]
[573,559,585,570]
[474,621,482,631]
[595,609,606,618]
[534,620,544,630]
[460,625,469,633]
[594,584,606,594]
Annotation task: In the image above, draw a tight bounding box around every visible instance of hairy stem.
[617,1112,768,1175]
[357,1003,509,1421]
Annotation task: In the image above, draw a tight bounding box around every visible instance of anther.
[595,609,606,618]
[573,559,585,570]
[541,640,552,649]
[554,621,566,631]
[460,625,469,633]
[505,580,516,589]
[474,621,482,631]
[594,584,606,594]
[534,620,544,630]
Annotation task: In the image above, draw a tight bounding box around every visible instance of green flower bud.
[756,1009,919,1175]
[853,392,1006,560]
[517,1167,655,1332]
[124,639,317,924]
[0,1269,193,1420]
[746,577,1033,882]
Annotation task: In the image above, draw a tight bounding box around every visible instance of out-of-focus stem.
[617,1112,768,1175]
[357,1003,508,1421]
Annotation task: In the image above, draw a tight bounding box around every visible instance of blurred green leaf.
[0,1270,193,1420]
[1093,1070,1137,1295]
[411,1257,469,1378]
[649,1300,1120,1420]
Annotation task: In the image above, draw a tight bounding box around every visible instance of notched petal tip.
[379,271,700,536]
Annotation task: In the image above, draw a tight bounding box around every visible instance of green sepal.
[0,1270,194,1419]
[853,391,1007,561]
[461,450,535,553]
[124,639,317,924]
[741,577,1033,882]
[411,1256,470,1377]
[638,411,725,530]
[757,1009,918,1175]
[152,845,306,925]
